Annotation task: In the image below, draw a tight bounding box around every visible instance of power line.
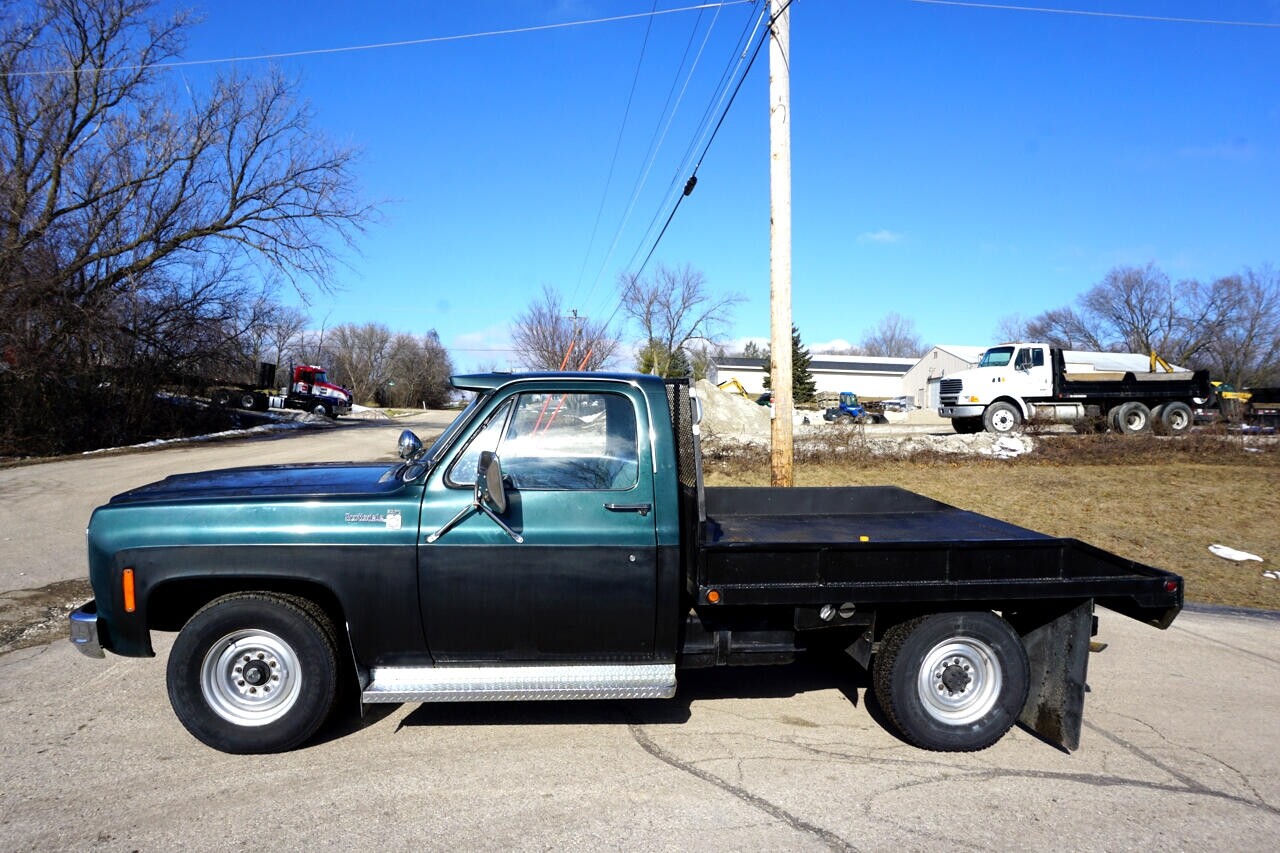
[3,1,756,78]
[631,0,793,279]
[579,2,735,314]
[570,1,662,310]
[905,0,1280,28]
[622,3,765,275]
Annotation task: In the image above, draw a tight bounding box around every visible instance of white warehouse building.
[711,354,918,399]
[901,345,987,409]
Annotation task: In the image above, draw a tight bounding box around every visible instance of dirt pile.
[697,380,1033,458]
[808,430,1035,458]
[696,380,771,444]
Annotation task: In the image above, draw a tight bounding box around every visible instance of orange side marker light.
[706,589,721,604]
[122,568,137,613]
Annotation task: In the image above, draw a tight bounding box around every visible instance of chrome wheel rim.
[917,636,1002,725]
[200,630,301,726]
[990,409,1017,432]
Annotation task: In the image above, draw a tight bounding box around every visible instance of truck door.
[418,385,659,662]
[1015,346,1053,397]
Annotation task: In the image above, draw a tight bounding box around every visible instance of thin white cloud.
[857,229,904,244]
[1177,139,1256,161]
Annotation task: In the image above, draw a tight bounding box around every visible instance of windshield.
[423,393,487,463]
[978,346,1015,368]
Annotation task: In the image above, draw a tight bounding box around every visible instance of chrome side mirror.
[476,450,507,514]
[398,429,423,460]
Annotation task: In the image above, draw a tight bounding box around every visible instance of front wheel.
[873,611,1030,751]
[983,402,1022,434]
[167,594,338,754]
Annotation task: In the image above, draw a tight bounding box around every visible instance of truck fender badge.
[344,510,402,530]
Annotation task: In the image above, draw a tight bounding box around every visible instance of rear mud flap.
[1011,600,1092,752]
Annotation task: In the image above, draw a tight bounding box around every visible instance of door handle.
[604,503,652,517]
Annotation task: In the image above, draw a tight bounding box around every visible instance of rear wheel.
[210,389,233,407]
[873,611,1029,751]
[1113,401,1152,434]
[1158,401,1193,435]
[167,594,338,754]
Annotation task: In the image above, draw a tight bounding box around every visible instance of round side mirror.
[398,430,423,460]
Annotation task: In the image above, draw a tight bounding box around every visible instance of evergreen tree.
[635,340,691,377]
[762,325,818,403]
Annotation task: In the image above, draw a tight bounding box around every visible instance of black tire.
[210,389,233,407]
[1159,401,1193,436]
[167,593,338,754]
[1113,401,1152,434]
[872,611,1030,752]
[238,392,257,410]
[312,402,332,417]
[953,417,984,435]
[982,402,1022,434]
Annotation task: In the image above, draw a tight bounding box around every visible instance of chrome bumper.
[939,405,984,418]
[69,601,105,658]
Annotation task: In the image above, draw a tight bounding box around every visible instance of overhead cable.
[3,1,756,78]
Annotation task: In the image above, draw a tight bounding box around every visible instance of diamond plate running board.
[362,663,677,704]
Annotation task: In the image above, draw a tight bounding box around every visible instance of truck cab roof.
[450,372,669,393]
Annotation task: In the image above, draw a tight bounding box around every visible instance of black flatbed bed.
[696,486,1181,627]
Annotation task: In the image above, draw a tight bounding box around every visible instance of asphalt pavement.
[1,413,1278,850]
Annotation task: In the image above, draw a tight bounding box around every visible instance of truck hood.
[107,462,403,505]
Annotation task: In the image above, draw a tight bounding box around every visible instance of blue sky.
[165,1,1279,370]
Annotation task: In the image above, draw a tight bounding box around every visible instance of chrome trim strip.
[68,603,105,659]
[362,663,676,704]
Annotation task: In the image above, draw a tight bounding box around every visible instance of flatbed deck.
[696,486,1181,627]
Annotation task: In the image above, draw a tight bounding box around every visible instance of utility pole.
[769,0,793,487]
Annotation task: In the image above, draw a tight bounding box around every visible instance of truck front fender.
[109,544,426,671]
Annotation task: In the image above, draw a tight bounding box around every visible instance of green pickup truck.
[70,373,1182,755]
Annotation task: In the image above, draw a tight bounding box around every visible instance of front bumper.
[69,601,105,658]
[939,405,984,418]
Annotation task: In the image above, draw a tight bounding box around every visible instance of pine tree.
[762,325,818,404]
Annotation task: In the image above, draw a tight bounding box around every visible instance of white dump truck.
[938,343,1212,435]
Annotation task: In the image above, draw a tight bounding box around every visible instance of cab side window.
[446,392,639,491]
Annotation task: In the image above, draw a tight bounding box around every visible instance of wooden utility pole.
[769,0,793,487]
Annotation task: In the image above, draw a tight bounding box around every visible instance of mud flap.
[1011,600,1092,752]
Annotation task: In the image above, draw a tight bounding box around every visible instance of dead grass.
[705,434,1280,611]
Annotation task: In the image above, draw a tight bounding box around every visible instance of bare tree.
[328,323,394,405]
[385,330,454,408]
[619,262,742,377]
[1010,264,1244,365]
[0,0,372,453]
[1202,266,1280,387]
[1074,264,1234,363]
[510,285,619,371]
[1022,306,1107,351]
[859,312,929,357]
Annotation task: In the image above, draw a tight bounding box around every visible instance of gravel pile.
[696,381,1033,458]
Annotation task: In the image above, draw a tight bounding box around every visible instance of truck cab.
[938,343,1053,432]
